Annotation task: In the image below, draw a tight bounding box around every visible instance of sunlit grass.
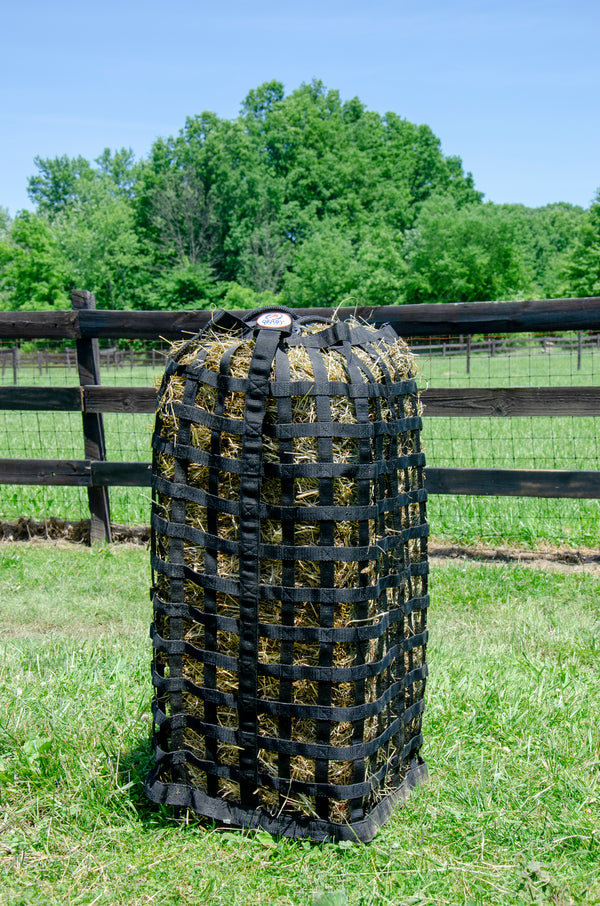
[0,544,598,904]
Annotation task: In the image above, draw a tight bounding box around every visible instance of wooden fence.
[1,291,599,543]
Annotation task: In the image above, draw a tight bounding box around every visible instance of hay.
[151,314,427,827]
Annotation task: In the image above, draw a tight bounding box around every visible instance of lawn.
[0,542,598,904]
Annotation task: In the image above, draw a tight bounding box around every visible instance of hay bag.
[146,307,429,842]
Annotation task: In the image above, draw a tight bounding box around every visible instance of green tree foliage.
[282,223,360,307]
[239,80,481,234]
[20,149,147,309]
[94,147,139,198]
[145,261,218,310]
[132,79,482,307]
[28,148,139,215]
[0,211,70,309]
[563,189,600,296]
[54,185,145,309]
[27,155,96,218]
[0,207,10,240]
[403,197,529,303]
[134,114,264,282]
[2,80,593,309]
[492,202,585,299]
[355,226,407,306]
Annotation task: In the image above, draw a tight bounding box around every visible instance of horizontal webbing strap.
[152,591,429,645]
[149,736,420,803]
[153,432,426,479]
[152,696,424,763]
[145,756,427,842]
[152,510,429,561]
[152,623,428,685]
[151,666,237,710]
[151,552,429,603]
[152,661,427,725]
[285,321,350,348]
[171,399,422,441]
[149,730,424,810]
[179,363,419,400]
[153,472,427,523]
[265,415,423,440]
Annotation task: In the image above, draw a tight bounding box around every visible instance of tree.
[0,206,10,240]
[135,114,265,282]
[238,218,291,294]
[27,149,138,217]
[25,149,150,308]
[17,81,518,310]
[94,147,139,198]
[145,260,218,310]
[27,155,96,218]
[282,223,360,307]
[354,225,406,306]
[0,211,70,309]
[563,189,600,296]
[53,183,146,309]
[402,196,529,303]
[240,80,285,128]
[494,202,584,298]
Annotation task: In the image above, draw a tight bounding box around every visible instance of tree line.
[1,79,599,312]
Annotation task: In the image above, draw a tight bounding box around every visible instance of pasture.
[1,542,598,904]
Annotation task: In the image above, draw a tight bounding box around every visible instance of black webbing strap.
[343,341,375,822]
[237,326,283,805]
[273,344,295,802]
[180,365,418,399]
[306,344,335,819]
[145,756,427,843]
[152,508,429,561]
[286,320,350,348]
[152,589,429,645]
[152,431,426,479]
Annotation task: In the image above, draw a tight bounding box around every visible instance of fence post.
[72,289,112,544]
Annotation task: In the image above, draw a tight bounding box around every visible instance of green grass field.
[1,343,599,546]
[0,542,599,905]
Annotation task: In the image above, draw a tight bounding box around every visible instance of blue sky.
[2,0,599,217]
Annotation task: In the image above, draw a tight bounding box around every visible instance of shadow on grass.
[117,737,166,826]
[118,736,216,831]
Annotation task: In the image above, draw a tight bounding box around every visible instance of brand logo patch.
[256,311,293,329]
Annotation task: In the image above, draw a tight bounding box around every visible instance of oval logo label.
[256,311,293,329]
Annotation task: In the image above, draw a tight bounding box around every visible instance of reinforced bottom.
[145,757,428,843]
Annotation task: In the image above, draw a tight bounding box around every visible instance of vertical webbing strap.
[237,327,283,804]
[306,344,335,820]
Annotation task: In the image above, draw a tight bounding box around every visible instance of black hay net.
[146,307,429,842]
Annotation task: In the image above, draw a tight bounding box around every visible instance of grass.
[419,339,600,388]
[1,342,599,545]
[0,542,599,904]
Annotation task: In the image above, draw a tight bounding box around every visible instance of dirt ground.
[2,516,599,575]
[429,541,600,575]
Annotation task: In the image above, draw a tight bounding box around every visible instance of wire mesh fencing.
[0,340,167,526]
[416,332,600,547]
[1,331,599,547]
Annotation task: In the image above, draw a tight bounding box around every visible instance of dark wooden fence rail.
[2,295,600,339]
[1,293,600,543]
